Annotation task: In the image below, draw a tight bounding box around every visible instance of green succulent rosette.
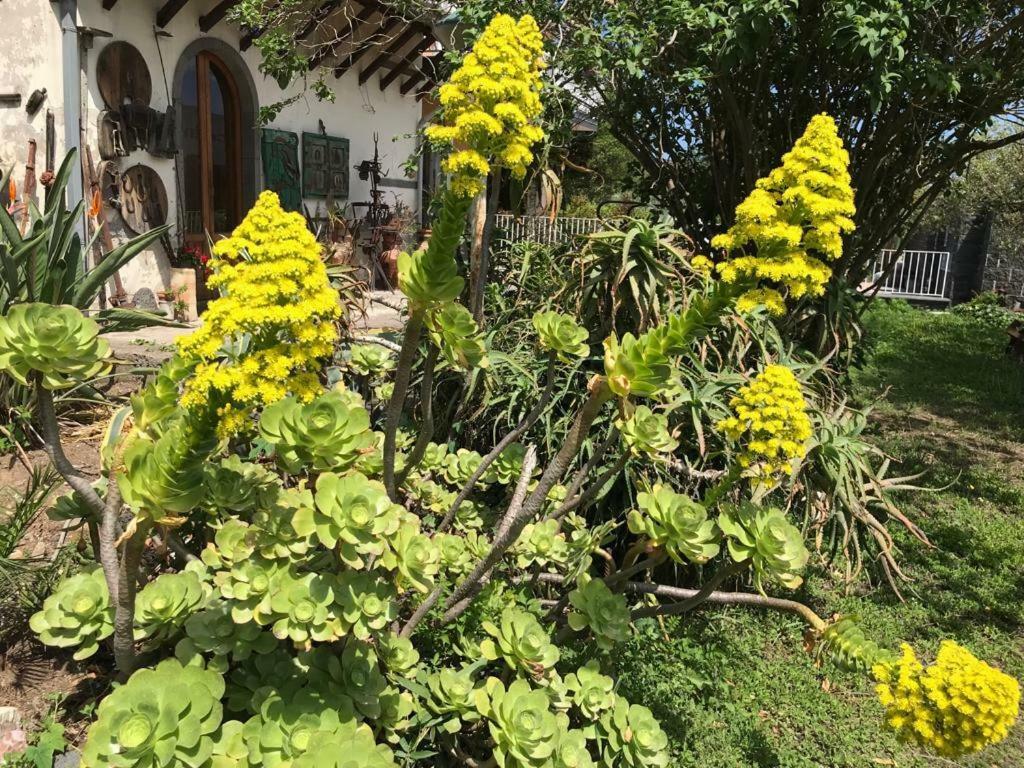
[717,502,810,591]
[215,556,282,624]
[79,658,225,768]
[491,442,529,485]
[378,633,420,678]
[290,720,398,768]
[628,484,720,565]
[427,301,490,370]
[380,517,441,593]
[298,471,402,567]
[555,728,596,768]
[300,641,388,720]
[443,448,485,486]
[249,486,315,561]
[259,390,375,474]
[118,411,220,523]
[427,666,481,731]
[242,688,356,767]
[515,519,570,570]
[533,310,590,360]
[267,570,343,645]
[201,518,256,570]
[29,565,113,660]
[0,303,111,389]
[48,477,107,522]
[419,441,450,474]
[206,719,248,768]
[475,677,561,768]
[203,455,281,514]
[397,191,470,308]
[599,699,670,767]
[134,567,208,641]
[617,405,679,457]
[347,343,395,377]
[336,570,398,640]
[181,601,278,662]
[602,329,672,399]
[130,354,197,435]
[567,579,631,650]
[565,661,616,720]
[481,607,560,678]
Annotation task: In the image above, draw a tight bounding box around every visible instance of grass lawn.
[607,303,1024,767]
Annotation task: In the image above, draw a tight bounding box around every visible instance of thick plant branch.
[349,334,403,353]
[439,352,557,533]
[442,379,612,620]
[35,383,106,518]
[538,572,827,631]
[112,526,145,678]
[547,450,628,521]
[397,344,440,487]
[630,560,747,620]
[383,310,425,499]
[550,427,619,520]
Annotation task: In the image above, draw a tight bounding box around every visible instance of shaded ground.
[609,305,1024,767]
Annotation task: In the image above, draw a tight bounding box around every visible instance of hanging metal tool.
[83,144,130,308]
[41,110,56,204]
[21,140,37,233]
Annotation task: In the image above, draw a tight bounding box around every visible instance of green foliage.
[0,303,110,389]
[203,456,281,514]
[599,699,671,768]
[718,503,809,591]
[514,518,569,570]
[427,301,490,370]
[299,471,401,565]
[80,658,225,768]
[481,607,561,678]
[347,343,395,377]
[260,389,375,473]
[953,291,1015,330]
[533,310,590,360]
[567,578,631,650]
[134,566,208,641]
[476,676,561,768]
[617,405,678,457]
[29,565,113,660]
[628,485,720,565]
[397,192,470,307]
[565,661,616,720]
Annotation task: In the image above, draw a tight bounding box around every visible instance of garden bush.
[2,13,1020,767]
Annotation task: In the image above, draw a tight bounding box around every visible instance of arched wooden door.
[180,50,244,238]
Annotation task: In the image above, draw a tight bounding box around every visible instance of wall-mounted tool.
[0,92,21,107]
[25,88,47,116]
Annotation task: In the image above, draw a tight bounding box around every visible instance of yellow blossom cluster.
[176,191,340,435]
[424,13,546,198]
[713,114,856,314]
[690,254,713,274]
[873,641,1020,757]
[717,364,812,478]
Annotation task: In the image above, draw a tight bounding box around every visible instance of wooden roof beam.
[359,24,420,85]
[307,3,377,70]
[334,15,400,79]
[102,0,120,9]
[297,0,342,41]
[199,0,240,33]
[379,33,434,90]
[156,0,192,28]
[400,71,425,96]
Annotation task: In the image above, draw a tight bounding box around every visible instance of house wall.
[1,0,423,300]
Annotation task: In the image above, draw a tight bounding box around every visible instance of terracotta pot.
[169,267,198,322]
[380,247,401,288]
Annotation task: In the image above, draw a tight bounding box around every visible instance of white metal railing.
[493,214,603,247]
[868,249,951,300]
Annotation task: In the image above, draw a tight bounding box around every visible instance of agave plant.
[29,565,113,659]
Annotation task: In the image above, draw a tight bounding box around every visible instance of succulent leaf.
[0,303,111,389]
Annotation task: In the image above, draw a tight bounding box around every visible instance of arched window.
[175,41,257,240]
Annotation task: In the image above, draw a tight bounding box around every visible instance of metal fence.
[868,249,951,300]
[493,214,603,247]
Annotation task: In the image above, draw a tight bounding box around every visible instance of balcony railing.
[867,249,951,301]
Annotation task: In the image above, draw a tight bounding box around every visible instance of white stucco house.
[0,0,441,307]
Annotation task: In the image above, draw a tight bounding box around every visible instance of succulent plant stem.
[439,352,557,533]
[396,344,440,487]
[442,380,612,620]
[630,560,748,620]
[383,310,425,499]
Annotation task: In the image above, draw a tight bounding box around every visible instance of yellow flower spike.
[713,114,856,310]
[424,13,546,199]
[175,191,340,436]
[716,364,812,479]
[872,641,1020,757]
